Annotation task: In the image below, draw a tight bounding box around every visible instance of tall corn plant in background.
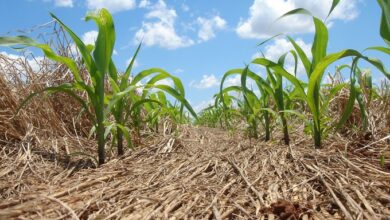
[0,9,115,165]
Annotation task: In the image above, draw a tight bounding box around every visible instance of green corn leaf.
[258,34,283,46]
[311,17,328,71]
[132,68,185,95]
[355,88,368,130]
[109,77,120,94]
[321,83,348,113]
[336,83,357,129]
[16,83,94,123]
[366,46,390,55]
[252,58,306,96]
[86,9,115,78]
[327,0,341,20]
[143,72,185,96]
[287,36,312,77]
[0,36,84,82]
[377,0,390,46]
[122,43,142,90]
[109,59,119,82]
[105,85,140,115]
[0,36,36,46]
[104,123,116,139]
[50,13,96,75]
[277,8,312,22]
[281,109,311,124]
[115,124,133,149]
[129,99,162,116]
[153,84,198,119]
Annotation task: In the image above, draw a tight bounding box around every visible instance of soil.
[0,126,389,219]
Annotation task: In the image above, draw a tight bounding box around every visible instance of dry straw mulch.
[0,126,389,220]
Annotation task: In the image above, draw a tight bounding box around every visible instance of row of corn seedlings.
[0,9,197,165]
[213,0,390,148]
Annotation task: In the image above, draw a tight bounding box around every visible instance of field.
[1,1,390,219]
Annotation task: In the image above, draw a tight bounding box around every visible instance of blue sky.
[0,0,389,111]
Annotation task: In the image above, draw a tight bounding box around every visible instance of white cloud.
[252,37,312,76]
[54,0,73,7]
[139,0,151,8]
[197,15,227,42]
[190,74,219,89]
[82,30,98,45]
[134,0,194,49]
[236,0,359,39]
[86,0,136,13]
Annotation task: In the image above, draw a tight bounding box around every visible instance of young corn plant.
[220,66,293,144]
[0,9,115,165]
[254,3,390,148]
[145,92,190,133]
[246,50,299,145]
[196,105,226,128]
[365,0,390,78]
[104,43,142,156]
[218,69,261,137]
[133,68,197,138]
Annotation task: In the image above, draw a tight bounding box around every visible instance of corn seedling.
[104,43,142,156]
[253,2,390,148]
[0,9,115,164]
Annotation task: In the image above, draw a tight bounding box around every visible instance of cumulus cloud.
[54,0,73,7]
[197,15,227,42]
[236,0,360,39]
[86,0,136,13]
[134,0,194,49]
[190,74,219,89]
[139,0,151,8]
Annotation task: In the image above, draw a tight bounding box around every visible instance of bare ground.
[0,126,389,220]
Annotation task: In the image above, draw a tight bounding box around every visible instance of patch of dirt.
[261,200,312,219]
